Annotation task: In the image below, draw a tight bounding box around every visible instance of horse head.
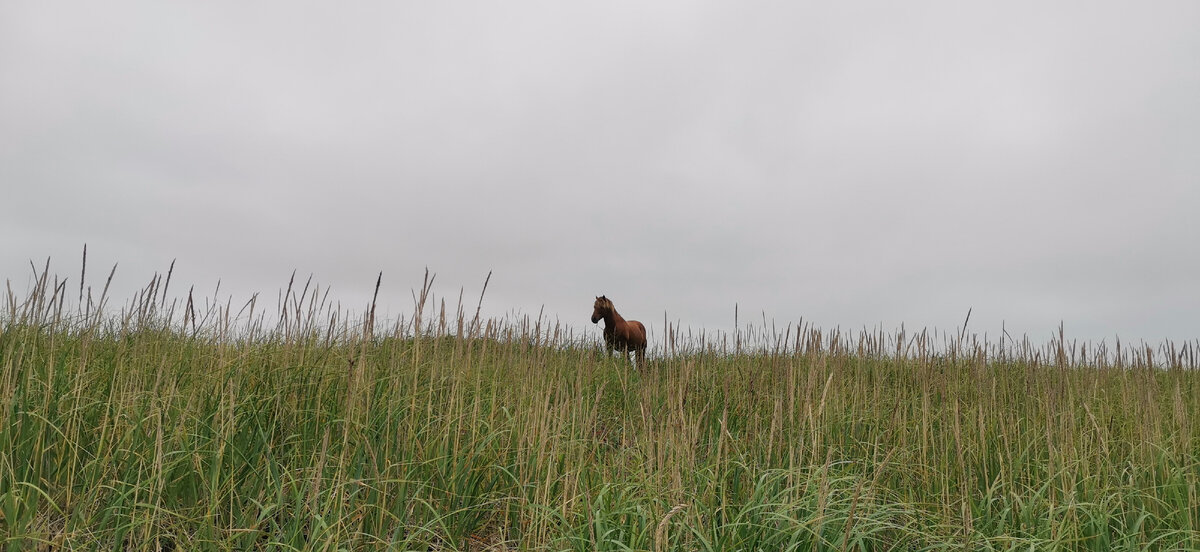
[591,295,612,324]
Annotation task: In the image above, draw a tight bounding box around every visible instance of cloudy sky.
[2,2,1198,348]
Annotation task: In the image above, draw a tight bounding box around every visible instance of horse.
[590,295,647,368]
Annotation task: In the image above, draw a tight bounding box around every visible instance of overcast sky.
[2,2,1198,348]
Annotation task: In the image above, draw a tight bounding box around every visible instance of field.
[2,265,1198,551]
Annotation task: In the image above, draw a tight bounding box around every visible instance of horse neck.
[604,309,625,327]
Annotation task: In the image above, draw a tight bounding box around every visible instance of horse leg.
[616,346,632,368]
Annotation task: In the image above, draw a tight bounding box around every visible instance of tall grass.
[2,259,1197,550]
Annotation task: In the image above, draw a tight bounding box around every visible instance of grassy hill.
[2,270,1198,550]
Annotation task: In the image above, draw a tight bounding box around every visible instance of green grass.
[1,264,1198,550]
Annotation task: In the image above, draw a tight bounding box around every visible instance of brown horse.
[591,295,647,367]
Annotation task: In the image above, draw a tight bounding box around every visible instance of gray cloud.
[3,2,1198,346]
